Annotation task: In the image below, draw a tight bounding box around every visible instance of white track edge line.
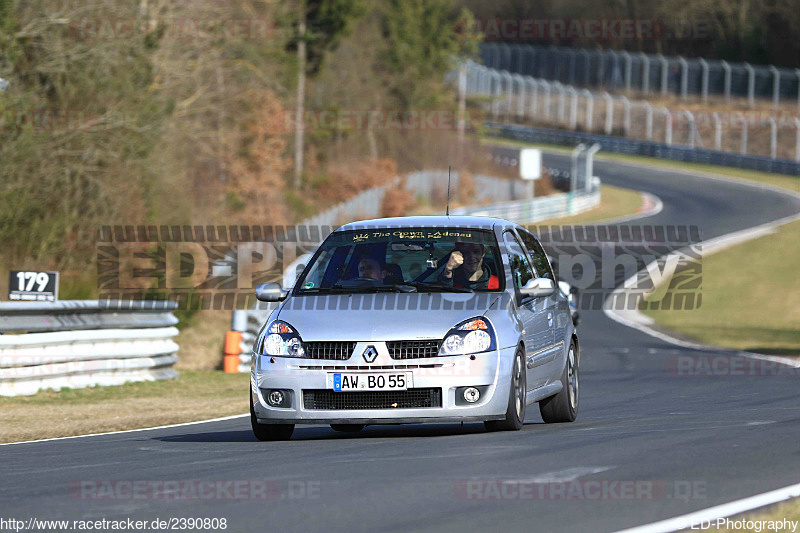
[0,413,248,446]
[614,481,800,533]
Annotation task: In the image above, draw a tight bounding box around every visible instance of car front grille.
[386,340,442,359]
[303,341,356,360]
[303,388,442,410]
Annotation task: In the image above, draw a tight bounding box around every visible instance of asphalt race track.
[3,154,800,533]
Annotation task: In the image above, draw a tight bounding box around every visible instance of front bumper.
[250,345,517,425]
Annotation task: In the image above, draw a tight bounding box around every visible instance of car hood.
[276,292,501,341]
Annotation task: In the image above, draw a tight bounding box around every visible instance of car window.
[503,231,533,289]
[518,229,555,280]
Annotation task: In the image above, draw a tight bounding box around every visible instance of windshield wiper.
[299,284,414,295]
[402,281,473,294]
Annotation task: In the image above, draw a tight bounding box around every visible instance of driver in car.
[438,242,499,290]
[357,256,387,283]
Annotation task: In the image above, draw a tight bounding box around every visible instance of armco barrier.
[486,122,800,176]
[0,300,180,396]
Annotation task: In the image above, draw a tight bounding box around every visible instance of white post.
[678,56,688,100]
[585,143,601,191]
[528,78,539,118]
[571,144,585,192]
[736,112,748,154]
[658,55,668,96]
[795,118,800,162]
[767,117,777,159]
[699,58,709,103]
[722,60,731,103]
[582,90,594,132]
[491,71,502,120]
[621,96,631,137]
[513,74,526,119]
[680,110,697,148]
[621,50,632,92]
[502,71,514,121]
[542,80,552,122]
[712,112,722,150]
[770,66,780,109]
[662,109,672,145]
[644,102,653,140]
[556,83,567,124]
[745,63,755,107]
[603,92,613,135]
[568,87,578,130]
[639,52,650,94]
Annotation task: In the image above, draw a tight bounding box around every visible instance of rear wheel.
[485,347,526,432]
[330,424,365,433]
[250,398,294,441]
[539,340,579,423]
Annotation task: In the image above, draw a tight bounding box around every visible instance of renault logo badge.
[363,345,378,363]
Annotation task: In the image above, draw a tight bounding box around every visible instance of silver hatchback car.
[250,216,579,440]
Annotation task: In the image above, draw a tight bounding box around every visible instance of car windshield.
[295,227,504,294]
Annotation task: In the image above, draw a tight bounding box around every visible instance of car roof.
[335,215,515,233]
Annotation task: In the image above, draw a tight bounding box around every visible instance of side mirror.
[519,278,556,298]
[255,282,288,302]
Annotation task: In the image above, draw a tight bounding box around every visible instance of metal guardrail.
[0,300,180,396]
[481,43,800,108]
[486,122,800,176]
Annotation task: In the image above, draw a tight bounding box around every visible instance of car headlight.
[439,318,496,356]
[260,320,305,358]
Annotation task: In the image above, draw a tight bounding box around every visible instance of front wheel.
[250,399,294,441]
[539,340,579,423]
[485,347,526,432]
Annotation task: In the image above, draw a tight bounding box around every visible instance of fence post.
[513,74,526,119]
[621,50,632,92]
[542,80,552,121]
[585,144,601,191]
[502,71,514,121]
[712,112,722,150]
[770,66,780,109]
[745,63,755,107]
[640,52,650,94]
[658,55,668,96]
[603,92,613,135]
[678,56,688,100]
[662,109,673,145]
[679,110,697,148]
[644,102,653,140]
[556,82,567,124]
[621,96,631,137]
[491,70,502,120]
[527,78,539,118]
[795,118,800,162]
[568,87,578,130]
[582,89,594,132]
[699,58,709,103]
[736,112,748,154]
[767,117,777,159]
[722,60,731,103]
[571,144,585,191]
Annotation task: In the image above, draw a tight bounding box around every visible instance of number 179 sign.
[9,271,59,302]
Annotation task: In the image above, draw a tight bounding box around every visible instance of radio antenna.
[446,166,452,217]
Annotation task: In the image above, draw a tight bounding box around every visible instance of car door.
[503,231,552,389]
[518,228,568,386]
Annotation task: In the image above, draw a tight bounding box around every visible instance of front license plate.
[329,373,412,391]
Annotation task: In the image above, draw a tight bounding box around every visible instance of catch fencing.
[480,42,800,108]
[0,300,180,396]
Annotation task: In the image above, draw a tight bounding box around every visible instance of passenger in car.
[438,242,500,290]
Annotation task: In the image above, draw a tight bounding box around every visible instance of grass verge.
[641,219,800,355]
[0,371,250,444]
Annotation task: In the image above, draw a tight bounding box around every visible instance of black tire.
[485,347,526,432]
[250,399,294,441]
[330,424,365,433]
[539,340,579,423]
